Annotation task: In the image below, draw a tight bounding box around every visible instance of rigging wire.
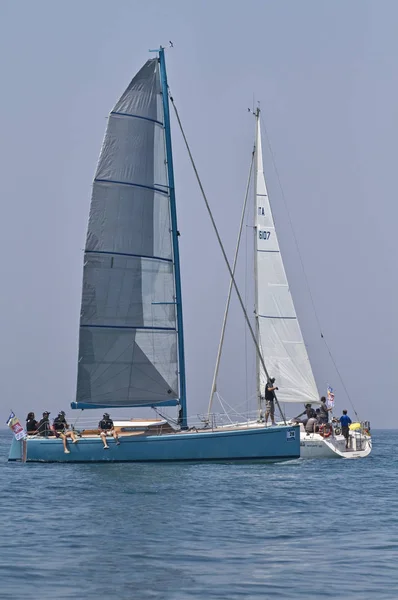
[260,113,359,419]
[244,212,249,420]
[153,407,180,427]
[206,149,255,421]
[72,410,84,431]
[169,94,286,425]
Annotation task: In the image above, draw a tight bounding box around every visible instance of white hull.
[234,419,372,459]
[299,426,372,459]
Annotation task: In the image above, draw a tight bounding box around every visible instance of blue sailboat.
[9,47,299,463]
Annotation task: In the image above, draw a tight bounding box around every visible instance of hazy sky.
[0,0,396,428]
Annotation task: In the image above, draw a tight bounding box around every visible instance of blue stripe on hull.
[8,426,300,463]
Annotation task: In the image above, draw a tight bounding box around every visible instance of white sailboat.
[254,108,372,458]
[210,108,371,460]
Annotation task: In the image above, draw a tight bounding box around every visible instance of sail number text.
[259,230,271,240]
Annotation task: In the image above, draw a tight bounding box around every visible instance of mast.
[158,47,188,429]
[253,108,262,416]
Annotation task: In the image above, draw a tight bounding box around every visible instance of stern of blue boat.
[8,436,23,461]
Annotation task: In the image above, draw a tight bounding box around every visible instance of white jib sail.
[255,117,319,404]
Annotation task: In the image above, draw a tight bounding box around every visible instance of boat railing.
[361,421,371,435]
[46,409,284,435]
[195,411,260,431]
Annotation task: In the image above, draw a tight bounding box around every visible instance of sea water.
[0,429,397,599]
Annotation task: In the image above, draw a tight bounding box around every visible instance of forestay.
[255,118,319,404]
[74,59,179,408]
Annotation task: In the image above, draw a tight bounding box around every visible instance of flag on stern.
[6,412,27,441]
[326,386,335,409]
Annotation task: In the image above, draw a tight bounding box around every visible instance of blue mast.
[158,47,188,429]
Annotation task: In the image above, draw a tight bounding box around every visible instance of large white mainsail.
[254,113,319,404]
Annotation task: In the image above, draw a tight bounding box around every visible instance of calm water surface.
[0,429,397,599]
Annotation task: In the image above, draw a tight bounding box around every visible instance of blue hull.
[8,425,299,463]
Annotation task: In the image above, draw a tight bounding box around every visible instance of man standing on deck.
[264,378,278,427]
[319,396,332,424]
[339,410,352,450]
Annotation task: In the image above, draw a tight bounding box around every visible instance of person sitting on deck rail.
[98,413,120,449]
[37,412,53,437]
[26,412,38,433]
[53,411,79,454]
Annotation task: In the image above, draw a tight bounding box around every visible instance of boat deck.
[27,419,283,441]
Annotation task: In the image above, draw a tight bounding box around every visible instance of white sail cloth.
[255,119,319,404]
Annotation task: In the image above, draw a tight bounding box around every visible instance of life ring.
[319,424,332,438]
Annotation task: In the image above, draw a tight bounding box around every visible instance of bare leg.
[264,410,269,426]
[61,433,70,453]
[65,430,79,443]
[271,410,276,426]
[100,431,109,449]
[111,430,120,445]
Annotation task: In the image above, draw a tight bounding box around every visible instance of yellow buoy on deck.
[349,422,362,431]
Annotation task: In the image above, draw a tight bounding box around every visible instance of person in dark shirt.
[26,412,38,434]
[53,411,79,454]
[292,403,316,425]
[52,411,66,433]
[318,396,332,424]
[339,410,352,449]
[98,413,120,449]
[306,405,317,419]
[37,412,53,437]
[264,378,278,427]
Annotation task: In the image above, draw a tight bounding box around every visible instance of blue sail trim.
[71,400,179,409]
[257,250,280,253]
[110,111,164,126]
[259,315,297,320]
[257,194,268,197]
[80,324,176,331]
[159,48,188,429]
[94,179,169,195]
[85,250,172,263]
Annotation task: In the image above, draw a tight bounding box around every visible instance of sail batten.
[110,111,164,126]
[80,325,177,331]
[93,179,170,195]
[74,57,180,409]
[255,115,319,405]
[85,250,173,263]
